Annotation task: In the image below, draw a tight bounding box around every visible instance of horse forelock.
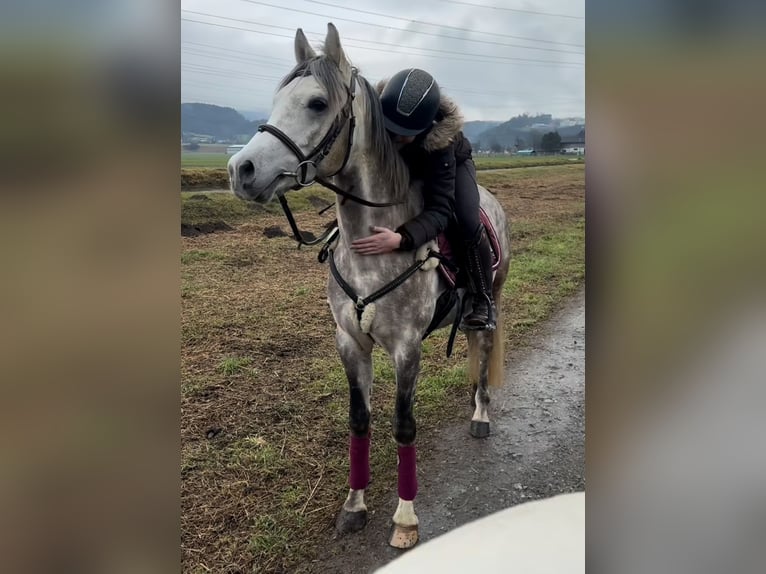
[278,57,347,118]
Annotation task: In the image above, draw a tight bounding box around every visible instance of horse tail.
[467,288,505,389]
[488,300,504,387]
[468,333,480,391]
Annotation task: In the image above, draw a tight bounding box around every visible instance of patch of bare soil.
[181,221,234,237]
[181,168,229,190]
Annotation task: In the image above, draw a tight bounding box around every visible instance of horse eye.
[308,98,328,112]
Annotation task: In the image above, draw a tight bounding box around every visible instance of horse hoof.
[389,524,419,549]
[470,420,490,438]
[335,508,368,535]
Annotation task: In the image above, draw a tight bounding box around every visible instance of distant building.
[226,145,245,155]
[516,149,537,155]
[558,117,585,128]
[560,136,585,155]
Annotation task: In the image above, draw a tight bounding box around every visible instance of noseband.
[257,66,402,246]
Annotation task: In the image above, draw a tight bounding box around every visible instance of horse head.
[228,23,356,203]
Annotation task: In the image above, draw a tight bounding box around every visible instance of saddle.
[436,207,503,288]
[421,208,503,351]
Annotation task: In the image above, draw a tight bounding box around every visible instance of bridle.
[256,65,402,247]
[258,63,462,344]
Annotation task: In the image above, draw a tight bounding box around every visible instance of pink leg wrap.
[397,445,418,501]
[349,433,370,490]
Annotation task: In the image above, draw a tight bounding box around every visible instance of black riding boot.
[461,227,496,331]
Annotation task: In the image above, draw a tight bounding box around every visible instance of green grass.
[181,192,269,226]
[181,250,226,265]
[477,163,584,189]
[178,154,584,192]
[181,152,583,170]
[504,217,585,332]
[181,188,335,227]
[474,155,583,170]
[182,153,233,168]
[218,356,252,376]
[249,515,294,558]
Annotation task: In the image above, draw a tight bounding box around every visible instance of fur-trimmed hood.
[375,79,464,153]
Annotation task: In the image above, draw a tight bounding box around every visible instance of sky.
[181,0,584,122]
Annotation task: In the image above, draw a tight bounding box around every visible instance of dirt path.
[310,289,585,573]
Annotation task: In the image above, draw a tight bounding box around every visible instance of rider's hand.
[350,226,402,255]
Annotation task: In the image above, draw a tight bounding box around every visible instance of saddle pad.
[437,208,502,288]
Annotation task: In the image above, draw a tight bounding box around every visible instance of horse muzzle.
[228,159,288,203]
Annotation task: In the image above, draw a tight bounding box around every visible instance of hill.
[181,103,265,143]
[239,109,271,121]
[462,121,503,143]
[476,114,584,151]
[181,103,582,150]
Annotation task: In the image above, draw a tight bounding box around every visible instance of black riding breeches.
[453,158,482,240]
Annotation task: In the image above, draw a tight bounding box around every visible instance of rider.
[350,68,495,331]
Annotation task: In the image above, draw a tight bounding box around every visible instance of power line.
[183,10,582,65]
[238,0,584,54]
[442,85,583,99]
[183,62,584,104]
[304,0,583,48]
[182,62,283,83]
[182,40,294,65]
[183,80,275,98]
[183,47,290,71]
[338,37,582,68]
[184,10,581,64]
[183,60,283,79]
[345,38,582,69]
[435,0,583,20]
[183,58,580,104]
[185,8,581,56]
[181,14,583,67]
[183,18,307,42]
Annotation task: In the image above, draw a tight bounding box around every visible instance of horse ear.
[324,22,349,71]
[295,28,316,64]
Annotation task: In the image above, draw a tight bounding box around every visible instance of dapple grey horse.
[228,23,510,548]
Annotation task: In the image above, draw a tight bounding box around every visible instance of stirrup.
[460,316,496,332]
[459,296,496,332]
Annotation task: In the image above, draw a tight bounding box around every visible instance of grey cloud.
[181,0,584,120]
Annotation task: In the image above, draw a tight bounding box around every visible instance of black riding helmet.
[380,69,441,137]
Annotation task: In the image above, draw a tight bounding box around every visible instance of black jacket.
[373,82,471,251]
[396,131,473,250]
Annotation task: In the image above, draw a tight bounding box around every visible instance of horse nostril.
[238,160,255,185]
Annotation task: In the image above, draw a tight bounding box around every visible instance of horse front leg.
[335,327,374,535]
[389,343,421,549]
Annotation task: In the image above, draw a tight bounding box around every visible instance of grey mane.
[279,56,411,202]
[358,77,411,202]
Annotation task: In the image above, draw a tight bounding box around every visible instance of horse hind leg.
[389,341,421,549]
[467,270,506,438]
[335,327,373,535]
[468,330,493,438]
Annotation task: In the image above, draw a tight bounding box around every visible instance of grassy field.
[181,151,583,171]
[182,153,233,168]
[181,164,584,572]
